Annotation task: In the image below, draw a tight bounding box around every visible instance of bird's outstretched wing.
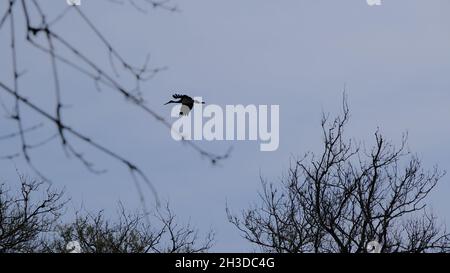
[172,94,192,100]
[172,94,184,99]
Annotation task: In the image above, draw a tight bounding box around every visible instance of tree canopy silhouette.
[0,175,213,253]
[228,97,449,253]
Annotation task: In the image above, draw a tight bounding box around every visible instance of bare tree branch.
[229,97,449,253]
[0,0,231,207]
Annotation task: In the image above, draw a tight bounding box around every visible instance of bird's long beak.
[164,101,172,105]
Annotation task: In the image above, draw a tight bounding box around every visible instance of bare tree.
[0,176,213,253]
[0,175,66,253]
[228,97,450,253]
[47,203,214,253]
[0,0,230,206]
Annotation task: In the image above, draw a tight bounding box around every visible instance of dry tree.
[47,203,214,253]
[228,96,450,253]
[0,175,66,253]
[0,175,213,253]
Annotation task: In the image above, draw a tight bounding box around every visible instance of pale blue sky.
[0,0,449,251]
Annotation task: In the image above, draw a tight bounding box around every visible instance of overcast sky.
[0,0,449,251]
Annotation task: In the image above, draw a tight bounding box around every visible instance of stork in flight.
[164,94,205,116]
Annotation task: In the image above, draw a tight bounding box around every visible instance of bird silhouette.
[164,94,205,116]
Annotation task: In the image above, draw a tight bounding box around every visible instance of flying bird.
[164,94,205,116]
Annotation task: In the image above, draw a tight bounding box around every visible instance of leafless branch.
[0,0,230,208]
[229,96,449,253]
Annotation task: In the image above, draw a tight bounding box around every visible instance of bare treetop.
[229,97,449,253]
